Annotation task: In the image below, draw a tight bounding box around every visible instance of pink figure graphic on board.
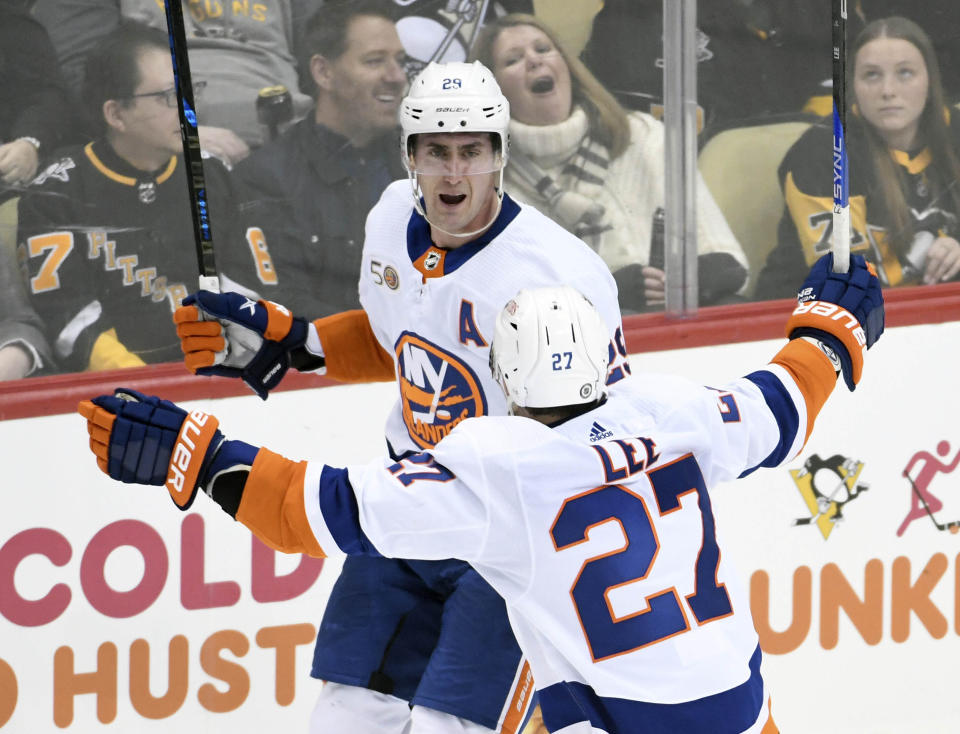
[898,440,960,536]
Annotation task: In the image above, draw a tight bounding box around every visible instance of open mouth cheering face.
[490,23,573,126]
[530,76,555,94]
[411,132,503,242]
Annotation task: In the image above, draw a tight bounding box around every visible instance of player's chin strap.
[408,167,506,240]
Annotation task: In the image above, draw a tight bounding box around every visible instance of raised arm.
[698,252,884,481]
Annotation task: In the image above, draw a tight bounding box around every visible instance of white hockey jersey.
[239,341,834,733]
[356,180,630,456]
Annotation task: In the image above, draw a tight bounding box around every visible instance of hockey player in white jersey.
[80,253,885,733]
[169,61,628,733]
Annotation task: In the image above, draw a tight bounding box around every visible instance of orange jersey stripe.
[500,660,534,734]
[760,697,778,733]
[313,309,395,383]
[771,339,837,446]
[236,448,326,558]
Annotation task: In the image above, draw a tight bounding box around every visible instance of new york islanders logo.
[395,332,487,449]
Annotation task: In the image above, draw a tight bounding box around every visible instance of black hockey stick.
[905,473,960,534]
[831,0,850,274]
[161,0,220,292]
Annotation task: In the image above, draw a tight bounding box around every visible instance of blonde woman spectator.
[755,16,960,300]
[472,13,749,311]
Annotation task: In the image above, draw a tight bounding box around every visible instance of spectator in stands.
[1,1,71,198]
[854,1,960,105]
[755,16,960,300]
[17,23,285,375]
[471,13,749,312]
[0,1,67,379]
[0,208,53,380]
[231,0,407,317]
[31,0,313,161]
[579,0,831,132]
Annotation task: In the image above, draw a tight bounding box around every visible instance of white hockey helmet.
[400,60,510,167]
[490,285,610,411]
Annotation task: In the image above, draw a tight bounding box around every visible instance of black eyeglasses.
[128,80,207,108]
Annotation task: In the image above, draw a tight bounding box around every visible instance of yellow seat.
[699,120,813,298]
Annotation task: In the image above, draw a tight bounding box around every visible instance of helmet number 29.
[442,78,462,89]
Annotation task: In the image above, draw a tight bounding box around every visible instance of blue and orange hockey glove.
[78,388,257,511]
[785,253,885,391]
[173,291,309,400]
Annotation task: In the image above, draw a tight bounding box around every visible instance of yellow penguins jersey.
[17,141,281,373]
[356,179,630,456]
[234,338,837,733]
[754,112,960,300]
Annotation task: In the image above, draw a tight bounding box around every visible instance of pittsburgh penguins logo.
[790,453,869,539]
[395,332,487,449]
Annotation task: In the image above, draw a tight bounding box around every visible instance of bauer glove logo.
[166,410,214,498]
[792,301,866,349]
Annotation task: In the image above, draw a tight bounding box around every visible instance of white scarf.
[508,108,618,249]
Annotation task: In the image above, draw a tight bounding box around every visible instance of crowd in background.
[1,0,959,380]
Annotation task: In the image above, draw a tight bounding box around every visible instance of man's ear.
[310,53,334,93]
[102,99,125,134]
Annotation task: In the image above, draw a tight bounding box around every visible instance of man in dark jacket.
[232,0,407,317]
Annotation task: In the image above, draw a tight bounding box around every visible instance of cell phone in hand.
[649,207,665,271]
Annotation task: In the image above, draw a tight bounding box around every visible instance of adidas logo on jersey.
[589,421,612,442]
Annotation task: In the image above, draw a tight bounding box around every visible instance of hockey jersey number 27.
[238,337,835,733]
